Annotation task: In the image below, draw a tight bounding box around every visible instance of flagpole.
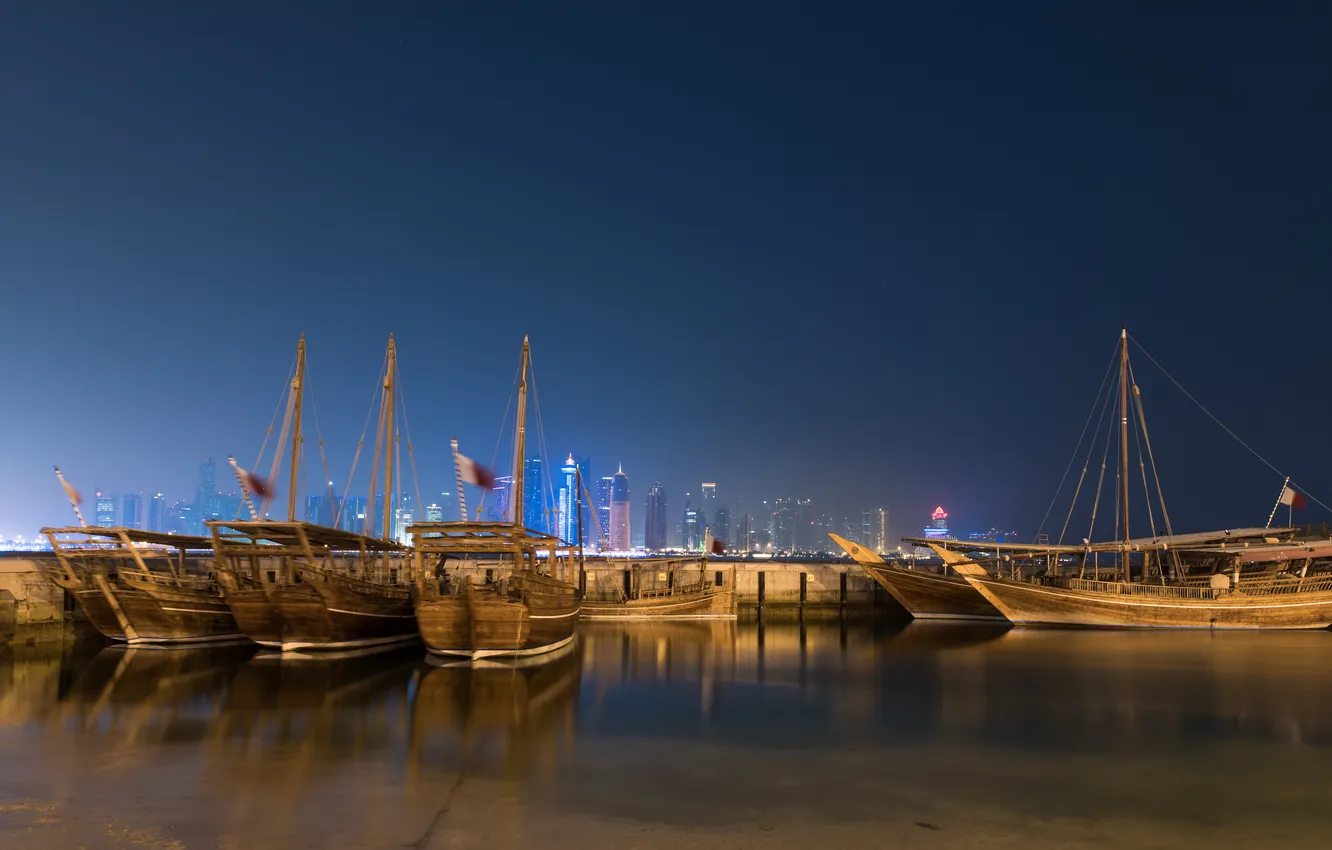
[227,457,259,520]
[1266,476,1289,529]
[450,438,467,522]
[53,467,87,528]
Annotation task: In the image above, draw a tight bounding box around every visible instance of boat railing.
[635,580,708,600]
[1236,573,1332,596]
[1048,577,1219,600]
[1041,573,1332,599]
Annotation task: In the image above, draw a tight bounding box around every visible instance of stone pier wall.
[0,556,69,646]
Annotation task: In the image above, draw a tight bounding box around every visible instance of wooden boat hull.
[113,576,243,645]
[270,569,418,652]
[417,577,580,661]
[75,588,128,641]
[224,587,284,647]
[865,565,1006,622]
[961,575,1332,629]
[580,587,737,619]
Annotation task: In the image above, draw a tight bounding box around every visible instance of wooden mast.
[383,335,396,541]
[1119,326,1131,580]
[512,336,529,529]
[288,334,305,522]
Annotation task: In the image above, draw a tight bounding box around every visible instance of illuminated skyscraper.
[700,483,716,528]
[522,459,548,533]
[683,499,702,552]
[609,465,630,550]
[485,477,513,523]
[874,507,888,552]
[122,493,142,530]
[645,482,667,552]
[197,458,219,523]
[95,491,116,528]
[924,506,949,539]
[771,498,794,552]
[425,503,443,522]
[713,505,730,549]
[556,455,590,545]
[861,510,872,548]
[595,476,613,548]
[148,493,166,533]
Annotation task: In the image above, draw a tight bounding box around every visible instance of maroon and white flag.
[705,533,725,555]
[1280,485,1307,510]
[234,461,270,497]
[456,453,496,489]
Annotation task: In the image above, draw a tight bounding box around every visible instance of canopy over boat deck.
[407,522,562,556]
[207,520,405,557]
[903,527,1297,556]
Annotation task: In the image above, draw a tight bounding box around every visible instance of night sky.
[2,2,1329,542]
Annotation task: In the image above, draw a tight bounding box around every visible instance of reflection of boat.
[223,645,420,712]
[410,338,580,661]
[42,527,240,644]
[52,643,255,742]
[580,559,737,619]
[409,638,582,776]
[829,533,1004,621]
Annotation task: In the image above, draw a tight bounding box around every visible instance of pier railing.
[1038,573,1332,599]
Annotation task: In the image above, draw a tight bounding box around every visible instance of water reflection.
[3,620,1332,847]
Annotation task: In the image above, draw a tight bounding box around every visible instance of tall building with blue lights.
[645,482,667,552]
[595,476,613,548]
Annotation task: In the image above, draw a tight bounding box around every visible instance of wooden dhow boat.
[213,335,419,651]
[924,327,1332,629]
[41,527,240,645]
[409,337,581,661]
[579,557,737,619]
[827,532,1004,621]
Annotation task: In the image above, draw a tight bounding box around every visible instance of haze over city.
[2,3,1330,543]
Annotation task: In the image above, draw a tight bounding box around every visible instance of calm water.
[3,618,1332,848]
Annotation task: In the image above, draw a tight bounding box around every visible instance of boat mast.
[512,336,530,529]
[383,335,396,541]
[1119,326,1131,579]
[288,334,306,522]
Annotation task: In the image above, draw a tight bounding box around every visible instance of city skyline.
[3,6,1329,541]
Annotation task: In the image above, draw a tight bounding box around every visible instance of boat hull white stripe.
[325,607,416,619]
[528,609,580,619]
[976,580,1332,612]
[126,633,245,645]
[582,614,738,620]
[160,606,231,615]
[427,633,576,661]
[278,634,420,651]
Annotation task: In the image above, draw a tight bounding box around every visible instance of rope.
[1037,341,1120,542]
[251,352,298,475]
[261,381,297,519]
[477,361,521,521]
[303,366,338,528]
[1057,353,1120,545]
[1130,334,1332,515]
[365,372,388,537]
[339,348,388,527]
[1086,383,1118,544]
[394,359,424,525]
[1129,378,1158,540]
[527,354,560,533]
[1130,360,1180,574]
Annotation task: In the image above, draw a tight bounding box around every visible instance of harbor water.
[3,619,1332,848]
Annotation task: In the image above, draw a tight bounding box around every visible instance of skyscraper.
[148,493,166,533]
[197,458,219,523]
[94,491,116,528]
[522,459,547,533]
[682,492,702,551]
[595,476,613,548]
[713,505,730,549]
[861,510,872,548]
[609,465,630,551]
[425,503,443,522]
[772,498,794,552]
[925,507,949,539]
[122,493,142,530]
[874,507,888,553]
[485,477,512,523]
[700,482,717,529]
[557,454,578,544]
[645,482,667,552]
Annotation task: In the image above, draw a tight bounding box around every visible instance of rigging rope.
[1057,352,1121,545]
[1129,360,1180,575]
[1129,335,1332,515]
[304,366,338,528]
[527,353,560,535]
[477,361,521,521]
[1037,341,1121,542]
[1128,379,1159,541]
[339,347,389,527]
[1086,378,1118,545]
[393,358,424,524]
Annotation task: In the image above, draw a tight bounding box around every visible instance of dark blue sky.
[2,2,1329,541]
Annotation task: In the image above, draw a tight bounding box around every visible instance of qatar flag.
[704,533,725,555]
[456,453,497,489]
[1279,485,1307,510]
[230,458,270,498]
